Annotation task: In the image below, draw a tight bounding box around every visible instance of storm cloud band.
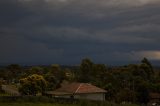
[0,0,160,65]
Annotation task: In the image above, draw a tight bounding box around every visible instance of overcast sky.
[0,0,160,65]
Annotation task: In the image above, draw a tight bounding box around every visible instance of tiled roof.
[51,83,106,95]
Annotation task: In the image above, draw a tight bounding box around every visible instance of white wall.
[54,95,71,98]
[74,93,105,101]
[54,93,106,101]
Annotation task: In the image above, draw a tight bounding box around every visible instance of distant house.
[1,85,20,96]
[45,82,107,101]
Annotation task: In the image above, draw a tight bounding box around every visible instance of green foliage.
[115,88,136,103]
[135,81,149,104]
[63,68,75,82]
[19,74,47,95]
[0,102,140,106]
[44,73,58,90]
[141,57,154,73]
[6,64,22,83]
[29,66,44,75]
[0,96,140,106]
[149,83,160,93]
[104,83,116,101]
[0,103,75,106]
[79,58,108,87]
[7,64,22,71]
[91,64,108,87]
[0,58,159,104]
[79,58,94,83]
[44,64,65,90]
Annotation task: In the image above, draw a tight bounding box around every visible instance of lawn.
[0,103,76,106]
[0,102,140,106]
[0,95,140,106]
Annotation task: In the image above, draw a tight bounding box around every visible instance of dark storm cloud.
[0,0,160,65]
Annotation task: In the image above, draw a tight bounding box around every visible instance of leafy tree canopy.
[19,74,47,95]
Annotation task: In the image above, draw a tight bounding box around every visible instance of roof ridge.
[74,83,83,94]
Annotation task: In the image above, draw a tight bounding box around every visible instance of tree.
[63,68,75,82]
[140,63,153,81]
[129,63,151,81]
[44,64,65,90]
[92,64,108,87]
[28,66,44,75]
[116,88,136,103]
[136,81,149,104]
[104,83,116,101]
[141,57,154,73]
[141,57,154,74]
[44,73,58,90]
[79,58,94,83]
[50,64,62,80]
[149,83,160,93]
[6,64,22,83]
[19,74,47,95]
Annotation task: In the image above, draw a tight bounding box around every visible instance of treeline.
[0,58,160,104]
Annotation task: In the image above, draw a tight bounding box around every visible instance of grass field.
[0,95,140,106]
[0,102,140,106]
[0,103,76,106]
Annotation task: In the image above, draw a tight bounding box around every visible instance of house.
[1,85,20,96]
[45,82,107,101]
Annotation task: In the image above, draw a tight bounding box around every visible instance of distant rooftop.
[46,82,107,95]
